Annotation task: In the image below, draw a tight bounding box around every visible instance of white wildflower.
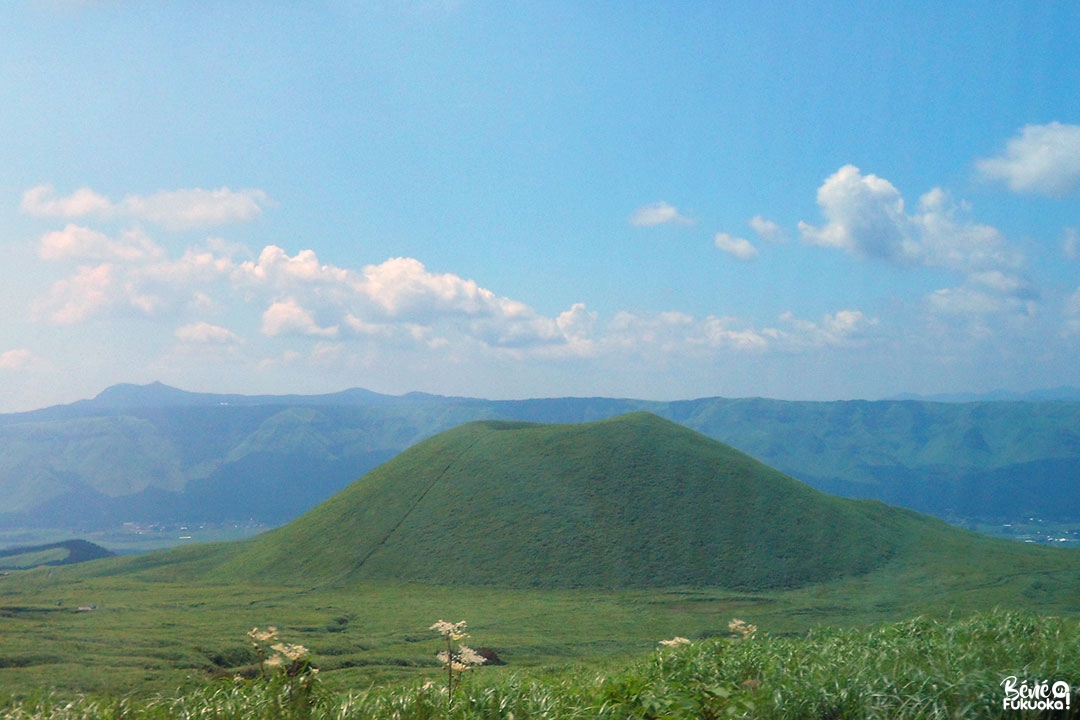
[457,645,486,667]
[272,642,309,661]
[430,620,469,641]
[729,619,757,639]
[248,626,278,644]
[659,636,691,647]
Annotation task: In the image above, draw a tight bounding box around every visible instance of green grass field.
[1,605,1077,719]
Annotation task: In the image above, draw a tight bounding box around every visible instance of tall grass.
[2,609,1077,719]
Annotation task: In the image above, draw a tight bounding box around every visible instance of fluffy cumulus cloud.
[21,185,271,228]
[713,232,758,260]
[236,245,350,288]
[799,165,1035,326]
[976,122,1080,196]
[358,256,507,320]
[798,165,914,261]
[629,201,692,227]
[261,298,339,338]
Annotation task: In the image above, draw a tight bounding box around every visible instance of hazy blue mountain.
[888,386,1080,402]
[1,383,1079,531]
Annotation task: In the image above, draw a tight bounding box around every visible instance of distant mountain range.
[888,387,1080,402]
[2,382,1079,532]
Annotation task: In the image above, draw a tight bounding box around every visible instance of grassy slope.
[189,412,1080,596]
[203,413,927,589]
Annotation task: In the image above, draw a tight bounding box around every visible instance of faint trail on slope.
[352,434,485,573]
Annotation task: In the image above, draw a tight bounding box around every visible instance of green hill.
[0,539,113,570]
[193,413,972,589]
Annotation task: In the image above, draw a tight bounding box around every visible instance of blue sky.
[1,1,1079,411]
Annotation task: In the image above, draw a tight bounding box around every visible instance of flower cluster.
[248,626,278,644]
[431,619,485,703]
[437,644,486,673]
[729,618,757,639]
[430,620,470,642]
[247,626,315,678]
[658,636,692,647]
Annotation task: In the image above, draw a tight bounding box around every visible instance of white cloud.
[799,165,1035,332]
[236,245,351,288]
[32,263,117,324]
[605,307,874,355]
[748,215,786,243]
[24,199,889,379]
[777,309,878,348]
[21,185,111,217]
[697,316,773,351]
[39,224,163,262]
[926,284,1036,319]
[556,302,597,343]
[122,187,270,228]
[0,348,35,370]
[144,248,238,285]
[967,270,1035,298]
[913,188,1023,273]
[714,232,758,260]
[798,165,914,261]
[31,236,582,351]
[629,201,692,227]
[21,184,272,228]
[360,256,511,320]
[175,322,242,344]
[261,298,340,338]
[976,122,1080,196]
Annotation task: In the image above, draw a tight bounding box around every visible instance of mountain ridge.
[3,383,1080,532]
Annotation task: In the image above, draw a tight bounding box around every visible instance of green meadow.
[2,573,1079,717]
